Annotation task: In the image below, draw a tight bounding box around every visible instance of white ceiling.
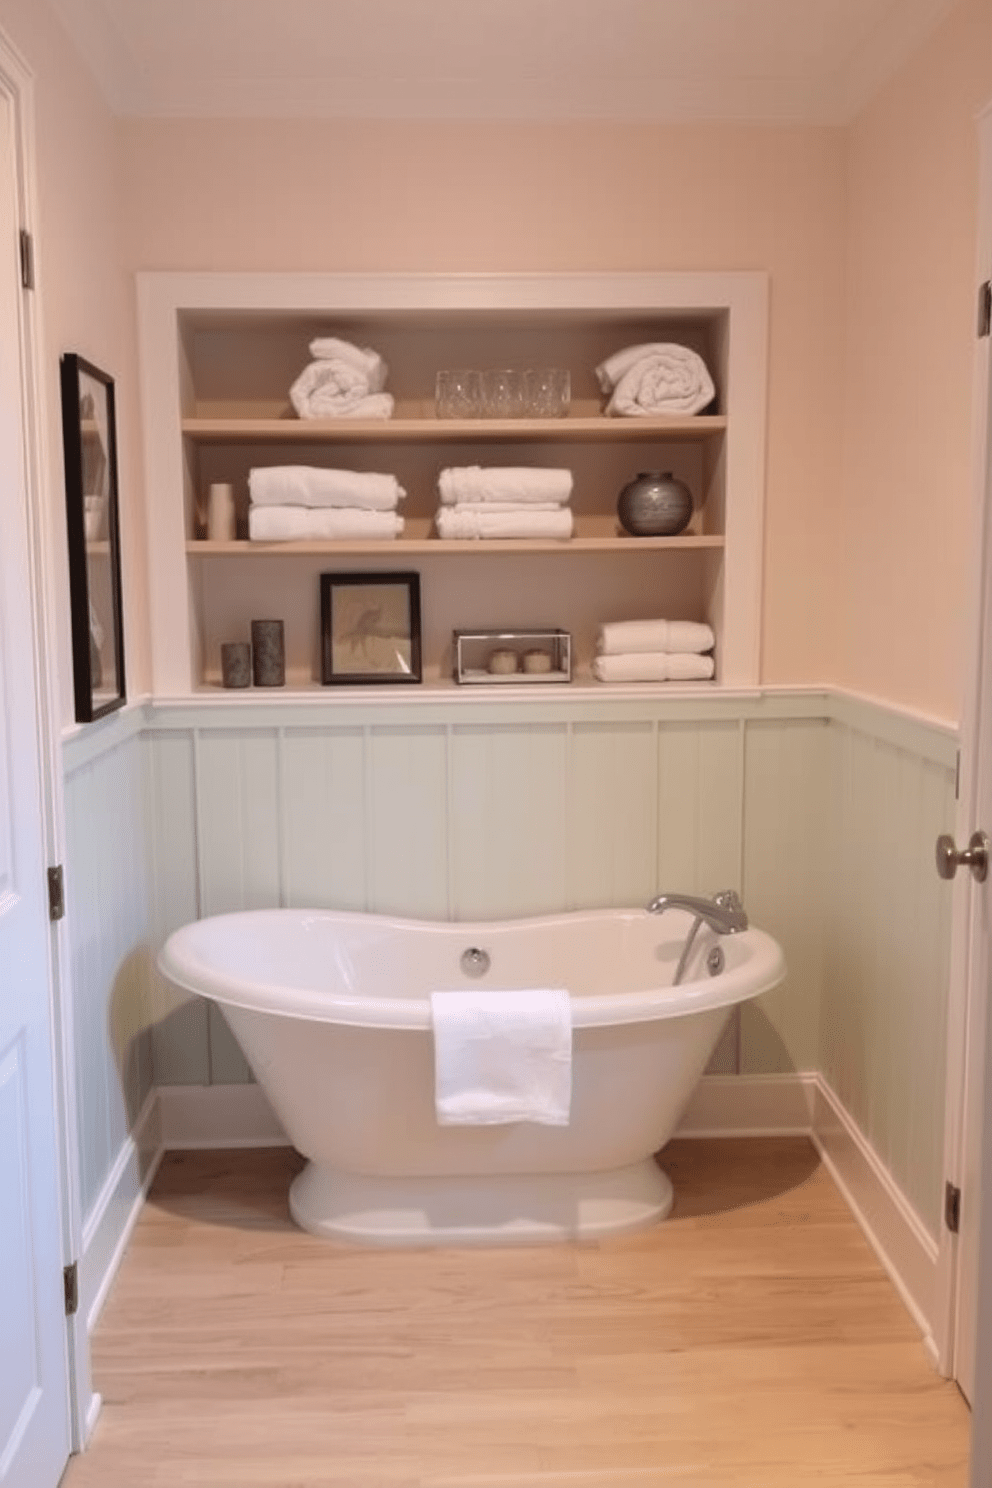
[49,0,960,123]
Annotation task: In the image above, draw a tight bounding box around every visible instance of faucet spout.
[646,889,749,935]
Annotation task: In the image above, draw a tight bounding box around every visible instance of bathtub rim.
[157,906,787,1031]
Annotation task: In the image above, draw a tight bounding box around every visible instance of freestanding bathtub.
[158,906,785,1246]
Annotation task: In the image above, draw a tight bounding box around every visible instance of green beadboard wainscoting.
[62,689,956,1270]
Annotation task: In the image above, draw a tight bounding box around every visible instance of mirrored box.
[453,628,571,684]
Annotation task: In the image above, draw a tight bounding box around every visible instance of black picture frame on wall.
[60,353,126,723]
[320,571,422,685]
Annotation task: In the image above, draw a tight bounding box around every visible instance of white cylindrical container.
[207,482,236,542]
[488,648,519,675]
[523,648,553,674]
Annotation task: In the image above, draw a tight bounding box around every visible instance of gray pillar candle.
[221,641,252,688]
[251,619,285,687]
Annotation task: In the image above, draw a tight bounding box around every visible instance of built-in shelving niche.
[139,273,767,695]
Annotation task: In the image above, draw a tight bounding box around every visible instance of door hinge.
[47,865,65,922]
[63,1262,78,1317]
[19,228,34,291]
[980,280,992,339]
[945,1181,961,1234]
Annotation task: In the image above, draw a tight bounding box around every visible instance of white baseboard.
[675,1071,940,1346]
[675,1072,819,1136]
[810,1077,940,1348]
[83,1390,102,1447]
[79,1089,163,1334]
[157,1081,289,1149]
[159,1075,814,1150]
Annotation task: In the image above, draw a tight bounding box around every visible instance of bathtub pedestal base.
[288,1158,674,1246]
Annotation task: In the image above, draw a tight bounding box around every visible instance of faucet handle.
[712,889,748,930]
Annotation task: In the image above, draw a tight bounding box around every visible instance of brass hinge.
[19,228,34,291]
[63,1262,78,1317]
[47,865,64,922]
[945,1181,961,1235]
[980,280,991,339]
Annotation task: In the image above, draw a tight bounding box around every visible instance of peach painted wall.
[836,0,992,722]
[120,120,846,690]
[0,0,149,727]
[16,0,986,719]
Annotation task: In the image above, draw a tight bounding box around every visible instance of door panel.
[0,81,70,1488]
[0,1037,43,1469]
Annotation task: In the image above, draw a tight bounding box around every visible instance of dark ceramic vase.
[616,471,693,537]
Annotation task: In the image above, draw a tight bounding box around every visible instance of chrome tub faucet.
[647,890,749,936]
[647,891,749,987]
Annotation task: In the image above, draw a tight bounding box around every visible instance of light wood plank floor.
[62,1138,969,1487]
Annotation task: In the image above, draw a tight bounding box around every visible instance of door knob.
[936,830,990,882]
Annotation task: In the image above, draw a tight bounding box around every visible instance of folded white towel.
[438,466,573,506]
[445,501,562,513]
[308,338,387,390]
[248,466,405,511]
[595,343,715,418]
[592,652,716,683]
[430,989,572,1126]
[597,620,715,656]
[248,506,404,542]
[435,507,574,541]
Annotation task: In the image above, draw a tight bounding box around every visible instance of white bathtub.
[158,906,786,1245]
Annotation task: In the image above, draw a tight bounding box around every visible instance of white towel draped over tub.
[596,343,715,418]
[430,989,573,1126]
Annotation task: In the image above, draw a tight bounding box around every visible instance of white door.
[0,86,71,1488]
[948,106,992,1419]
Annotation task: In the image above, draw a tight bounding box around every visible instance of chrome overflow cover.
[460,946,490,978]
[707,944,725,977]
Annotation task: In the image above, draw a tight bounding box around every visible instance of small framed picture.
[59,353,126,723]
[320,571,422,685]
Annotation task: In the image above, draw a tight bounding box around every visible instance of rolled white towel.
[248,506,404,542]
[435,507,574,541]
[595,343,715,417]
[597,620,715,656]
[308,338,387,391]
[438,466,573,506]
[290,360,393,420]
[592,652,716,683]
[248,466,405,511]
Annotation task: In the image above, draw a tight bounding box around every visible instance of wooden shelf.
[186,534,726,557]
[191,675,724,700]
[138,271,768,694]
[181,413,727,445]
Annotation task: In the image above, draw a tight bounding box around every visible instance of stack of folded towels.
[434,466,574,540]
[595,343,715,418]
[592,619,715,683]
[289,336,394,420]
[247,466,405,541]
